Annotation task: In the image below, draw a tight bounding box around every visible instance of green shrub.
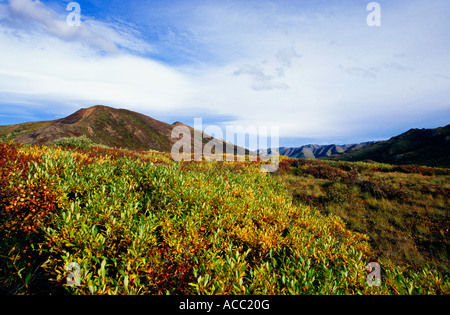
[2,143,449,295]
[52,136,96,149]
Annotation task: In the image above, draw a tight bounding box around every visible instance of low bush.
[1,143,448,295]
[52,135,98,149]
[0,143,62,294]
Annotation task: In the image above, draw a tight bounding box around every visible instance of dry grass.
[277,158,450,274]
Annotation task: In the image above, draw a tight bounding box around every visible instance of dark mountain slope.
[327,125,450,168]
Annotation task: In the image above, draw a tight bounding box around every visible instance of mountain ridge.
[326,125,450,168]
[2,106,448,167]
[263,124,450,168]
[0,105,247,155]
[270,142,378,159]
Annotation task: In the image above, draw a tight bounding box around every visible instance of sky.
[0,0,449,148]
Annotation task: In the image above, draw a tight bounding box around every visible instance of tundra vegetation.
[0,139,448,295]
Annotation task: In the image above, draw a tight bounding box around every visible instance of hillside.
[277,158,450,274]
[327,125,450,168]
[0,105,246,154]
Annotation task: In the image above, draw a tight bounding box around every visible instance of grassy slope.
[328,125,450,168]
[0,106,176,152]
[0,143,448,295]
[85,109,172,151]
[0,106,245,154]
[0,121,53,142]
[277,158,450,274]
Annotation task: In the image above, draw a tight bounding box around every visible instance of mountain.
[265,142,377,159]
[0,105,247,154]
[327,125,450,168]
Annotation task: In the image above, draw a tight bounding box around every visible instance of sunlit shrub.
[52,135,96,149]
[1,143,448,295]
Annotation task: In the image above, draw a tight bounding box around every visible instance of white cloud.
[339,65,376,79]
[0,27,193,115]
[0,0,449,145]
[276,47,302,68]
[0,0,153,53]
[175,0,450,141]
[233,64,289,91]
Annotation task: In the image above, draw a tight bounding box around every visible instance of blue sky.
[0,0,449,148]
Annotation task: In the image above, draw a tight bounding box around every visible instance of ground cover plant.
[277,158,450,275]
[0,142,448,295]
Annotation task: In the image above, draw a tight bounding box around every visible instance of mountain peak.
[172,121,188,127]
[0,105,249,155]
[58,107,97,125]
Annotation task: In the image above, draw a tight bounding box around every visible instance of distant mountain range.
[0,105,246,154]
[266,142,378,159]
[326,125,450,168]
[1,105,448,168]
[269,125,450,168]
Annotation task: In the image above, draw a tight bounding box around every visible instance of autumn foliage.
[0,143,61,294]
[0,143,448,295]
